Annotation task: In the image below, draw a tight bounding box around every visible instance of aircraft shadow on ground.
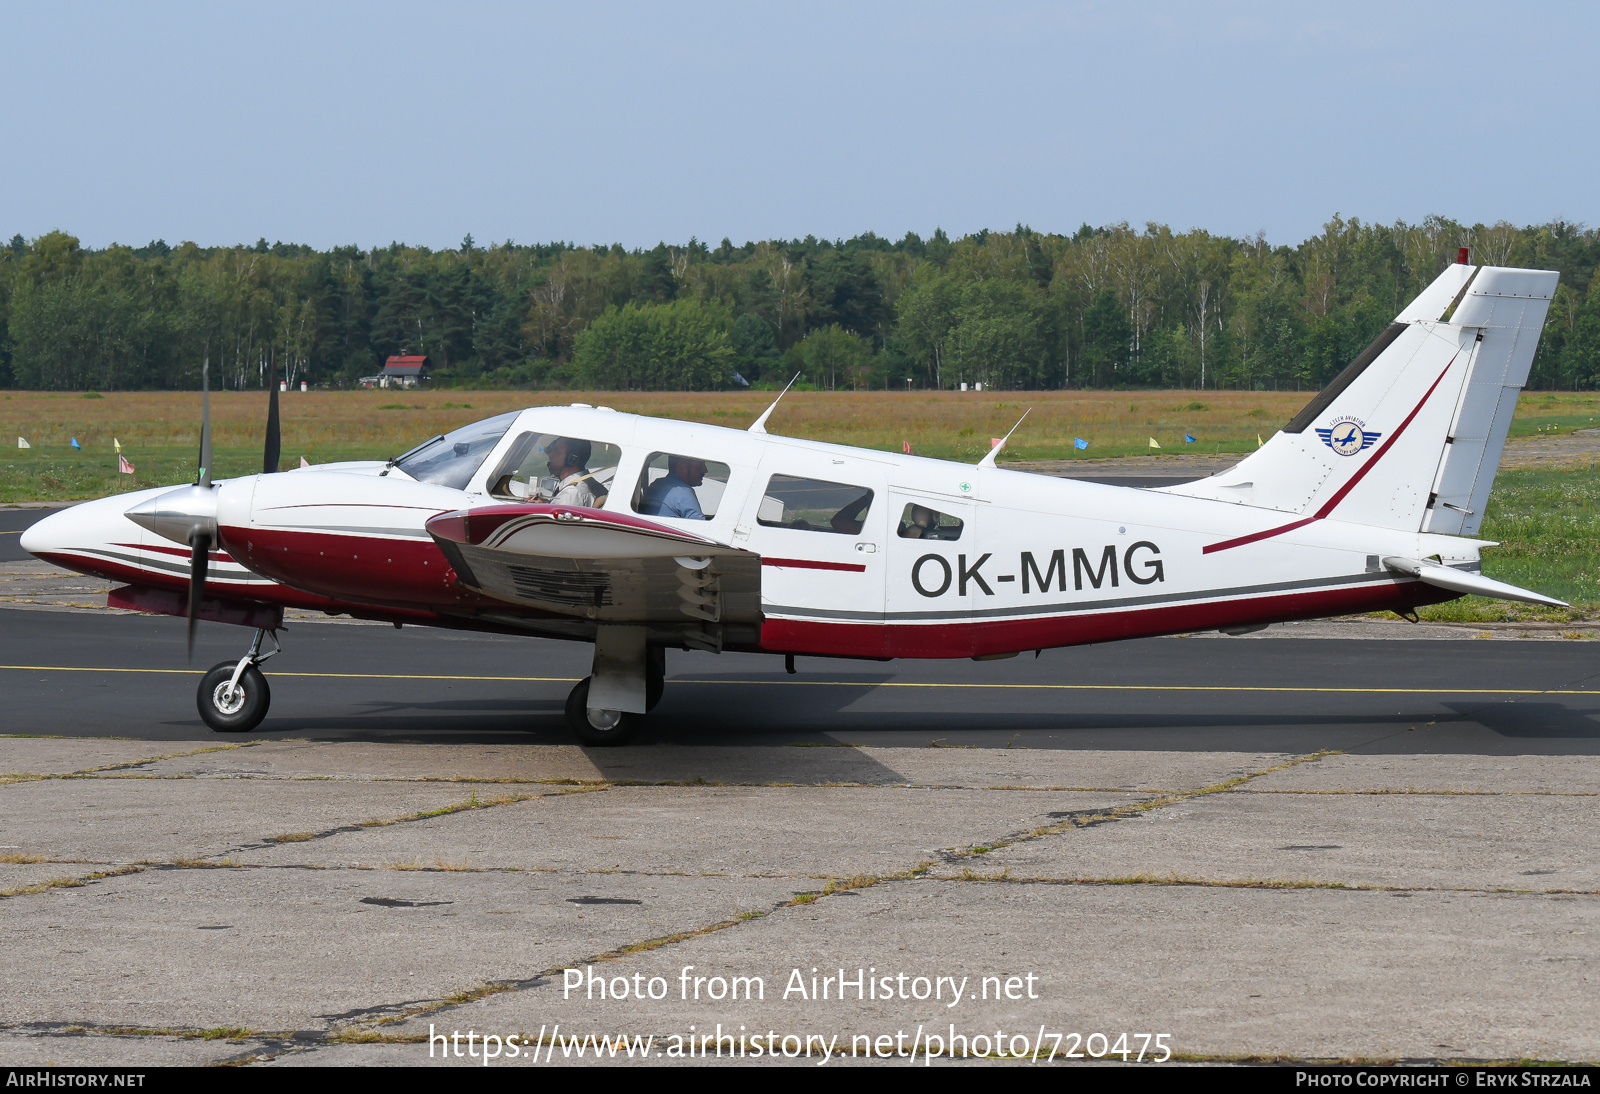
[144,681,1600,759]
[1444,700,1600,739]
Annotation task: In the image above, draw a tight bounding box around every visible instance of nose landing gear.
[197,628,280,733]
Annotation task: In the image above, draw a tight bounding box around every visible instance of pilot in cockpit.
[544,437,603,508]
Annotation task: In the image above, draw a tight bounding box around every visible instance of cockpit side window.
[487,433,623,507]
[391,411,520,491]
[896,503,963,540]
[757,475,874,535]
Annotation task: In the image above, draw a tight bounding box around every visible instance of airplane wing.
[425,504,763,632]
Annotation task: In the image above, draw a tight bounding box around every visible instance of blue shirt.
[639,472,706,519]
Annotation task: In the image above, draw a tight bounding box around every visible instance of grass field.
[1411,466,1600,624]
[7,388,1600,496]
[3,388,1596,621]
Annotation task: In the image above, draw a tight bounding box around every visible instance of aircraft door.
[886,491,977,657]
[748,448,889,653]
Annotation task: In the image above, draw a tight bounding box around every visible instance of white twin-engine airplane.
[22,255,1566,744]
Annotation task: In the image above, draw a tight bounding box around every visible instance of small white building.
[361,355,430,389]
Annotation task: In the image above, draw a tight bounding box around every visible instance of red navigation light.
[1457,247,1470,264]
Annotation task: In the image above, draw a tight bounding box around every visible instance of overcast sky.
[3,1,1596,251]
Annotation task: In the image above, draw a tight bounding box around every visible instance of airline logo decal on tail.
[1316,415,1381,456]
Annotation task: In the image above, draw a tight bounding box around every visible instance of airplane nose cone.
[17,509,61,557]
[17,500,114,560]
[125,484,220,546]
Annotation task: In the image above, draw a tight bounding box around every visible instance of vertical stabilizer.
[1163,262,1557,535]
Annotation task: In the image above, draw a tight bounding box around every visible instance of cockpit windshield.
[390,411,519,490]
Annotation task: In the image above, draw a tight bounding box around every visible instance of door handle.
[854,542,877,554]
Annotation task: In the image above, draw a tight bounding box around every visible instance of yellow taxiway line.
[0,665,1597,696]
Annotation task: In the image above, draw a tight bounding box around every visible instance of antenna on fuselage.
[748,373,802,434]
[977,408,1031,469]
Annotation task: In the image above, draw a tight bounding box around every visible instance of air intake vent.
[507,566,611,607]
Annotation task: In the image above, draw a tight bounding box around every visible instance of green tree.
[1079,289,1131,386]
[795,324,872,390]
[947,279,1050,390]
[895,266,960,388]
[571,298,736,390]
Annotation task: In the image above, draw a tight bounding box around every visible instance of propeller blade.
[187,531,210,660]
[264,353,281,474]
[198,356,213,489]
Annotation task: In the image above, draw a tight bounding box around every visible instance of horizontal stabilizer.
[1382,556,1567,608]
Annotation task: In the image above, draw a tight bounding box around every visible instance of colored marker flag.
[902,441,912,454]
[1184,433,1196,444]
[299,456,310,468]
[17,437,29,449]
[118,455,135,475]
[113,438,121,453]
[1148,437,1161,449]
[990,438,1003,449]
[70,437,81,450]
[1257,434,1264,448]
[1074,437,1088,450]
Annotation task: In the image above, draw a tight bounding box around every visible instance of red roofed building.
[371,355,430,389]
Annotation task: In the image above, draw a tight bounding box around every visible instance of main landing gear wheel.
[565,677,642,747]
[197,660,271,733]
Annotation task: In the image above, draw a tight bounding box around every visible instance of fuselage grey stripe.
[763,570,1398,623]
[256,525,431,539]
[61,547,261,585]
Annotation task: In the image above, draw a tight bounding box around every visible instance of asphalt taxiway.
[2,606,1598,753]
[2,565,1598,1065]
[0,508,51,563]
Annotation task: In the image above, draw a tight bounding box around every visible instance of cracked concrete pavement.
[3,533,1599,1066]
[2,735,1598,1066]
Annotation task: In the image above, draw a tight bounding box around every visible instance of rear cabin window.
[632,453,731,520]
[757,475,874,535]
[896,503,964,540]
[486,433,623,507]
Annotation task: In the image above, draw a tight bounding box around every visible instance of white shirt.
[551,471,599,508]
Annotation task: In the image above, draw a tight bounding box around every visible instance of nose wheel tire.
[565,677,641,746]
[197,660,271,733]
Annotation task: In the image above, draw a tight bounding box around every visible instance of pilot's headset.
[560,438,592,471]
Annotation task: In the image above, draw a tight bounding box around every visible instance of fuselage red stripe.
[1199,516,1317,556]
[757,579,1456,659]
[761,557,867,573]
[1202,350,1460,555]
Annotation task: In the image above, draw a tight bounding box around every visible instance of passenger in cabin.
[899,505,937,538]
[897,503,962,540]
[638,456,709,519]
[545,437,602,508]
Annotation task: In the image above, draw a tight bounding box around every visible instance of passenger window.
[757,474,874,535]
[632,452,731,520]
[486,433,623,507]
[896,503,964,541]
